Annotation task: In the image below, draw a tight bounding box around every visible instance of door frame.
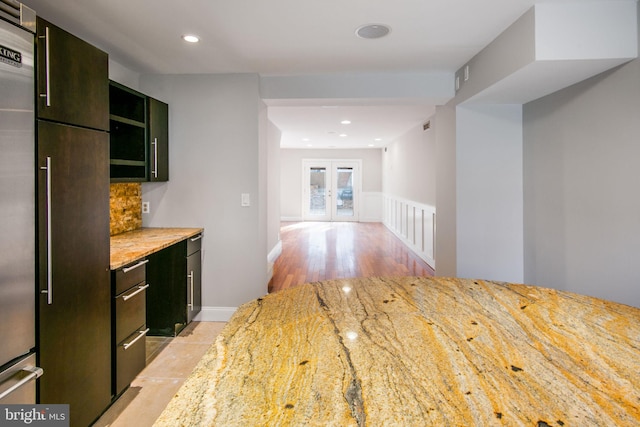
[301,159,361,222]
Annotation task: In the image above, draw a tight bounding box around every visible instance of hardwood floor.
[269,221,435,293]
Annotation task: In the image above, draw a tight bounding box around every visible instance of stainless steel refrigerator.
[0,1,42,404]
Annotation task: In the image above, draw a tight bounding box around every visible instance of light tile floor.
[93,321,226,427]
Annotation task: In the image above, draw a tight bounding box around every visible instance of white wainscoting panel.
[383,195,436,269]
[360,191,383,222]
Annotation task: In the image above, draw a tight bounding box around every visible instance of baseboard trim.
[194,306,237,322]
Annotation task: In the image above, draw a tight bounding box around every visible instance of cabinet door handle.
[0,367,44,401]
[188,271,194,310]
[121,284,149,301]
[38,26,51,106]
[190,235,202,242]
[122,328,149,350]
[40,156,52,305]
[151,137,158,178]
[122,259,148,273]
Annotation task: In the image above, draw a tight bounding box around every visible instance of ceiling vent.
[356,24,391,39]
[423,121,431,131]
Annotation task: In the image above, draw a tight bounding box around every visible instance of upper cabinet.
[109,82,147,181]
[109,81,169,182]
[36,17,108,131]
[148,97,169,182]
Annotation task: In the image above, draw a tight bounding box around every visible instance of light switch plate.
[241,193,250,207]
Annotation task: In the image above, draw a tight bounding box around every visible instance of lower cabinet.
[186,234,203,323]
[112,258,149,396]
[147,234,203,336]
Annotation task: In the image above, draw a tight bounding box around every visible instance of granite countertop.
[154,276,640,426]
[110,227,203,270]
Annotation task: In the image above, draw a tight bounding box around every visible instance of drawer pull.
[123,328,149,350]
[121,284,149,301]
[122,259,149,273]
[0,367,43,401]
[190,235,202,242]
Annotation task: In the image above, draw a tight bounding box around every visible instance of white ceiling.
[20,0,539,148]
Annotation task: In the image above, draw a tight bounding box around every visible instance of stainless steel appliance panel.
[0,354,41,404]
[0,14,35,369]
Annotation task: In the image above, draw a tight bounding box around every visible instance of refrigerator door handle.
[0,366,43,401]
[40,156,53,304]
[38,26,50,106]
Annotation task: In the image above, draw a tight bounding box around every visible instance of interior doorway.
[302,159,360,221]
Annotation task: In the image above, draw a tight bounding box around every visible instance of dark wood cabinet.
[36,17,108,131]
[35,17,111,427]
[109,81,169,182]
[148,97,169,182]
[112,259,149,396]
[146,234,203,336]
[36,121,111,427]
[146,241,187,336]
[109,82,148,181]
[186,235,202,323]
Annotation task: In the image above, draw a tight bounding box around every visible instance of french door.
[302,160,360,222]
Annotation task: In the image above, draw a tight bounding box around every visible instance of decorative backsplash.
[110,183,142,236]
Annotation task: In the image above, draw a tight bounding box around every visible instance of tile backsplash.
[110,183,142,236]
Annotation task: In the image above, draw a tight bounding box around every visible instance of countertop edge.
[110,227,204,270]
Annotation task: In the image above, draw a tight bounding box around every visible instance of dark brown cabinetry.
[148,97,169,181]
[35,17,111,427]
[186,235,203,323]
[146,234,203,336]
[112,259,149,396]
[109,82,147,181]
[109,81,169,182]
[36,17,108,132]
[146,241,187,336]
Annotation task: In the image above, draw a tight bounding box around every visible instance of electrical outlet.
[142,201,150,214]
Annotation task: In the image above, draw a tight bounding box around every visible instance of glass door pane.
[309,167,327,217]
[335,167,354,218]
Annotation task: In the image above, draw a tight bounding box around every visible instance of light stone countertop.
[110,227,203,270]
[154,276,640,426]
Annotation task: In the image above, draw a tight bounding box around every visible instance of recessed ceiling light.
[302,138,310,142]
[374,138,382,141]
[339,134,347,137]
[368,144,375,147]
[341,120,351,125]
[182,34,200,43]
[356,24,391,39]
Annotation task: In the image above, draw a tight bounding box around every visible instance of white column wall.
[456,104,523,283]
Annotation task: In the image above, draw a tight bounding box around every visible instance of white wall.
[108,60,140,90]
[138,73,268,318]
[434,104,457,277]
[280,148,382,221]
[456,104,523,283]
[523,53,640,308]
[382,121,436,205]
[266,120,282,275]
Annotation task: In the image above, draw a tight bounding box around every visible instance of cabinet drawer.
[115,283,147,344]
[115,327,148,395]
[186,234,202,256]
[114,258,148,295]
